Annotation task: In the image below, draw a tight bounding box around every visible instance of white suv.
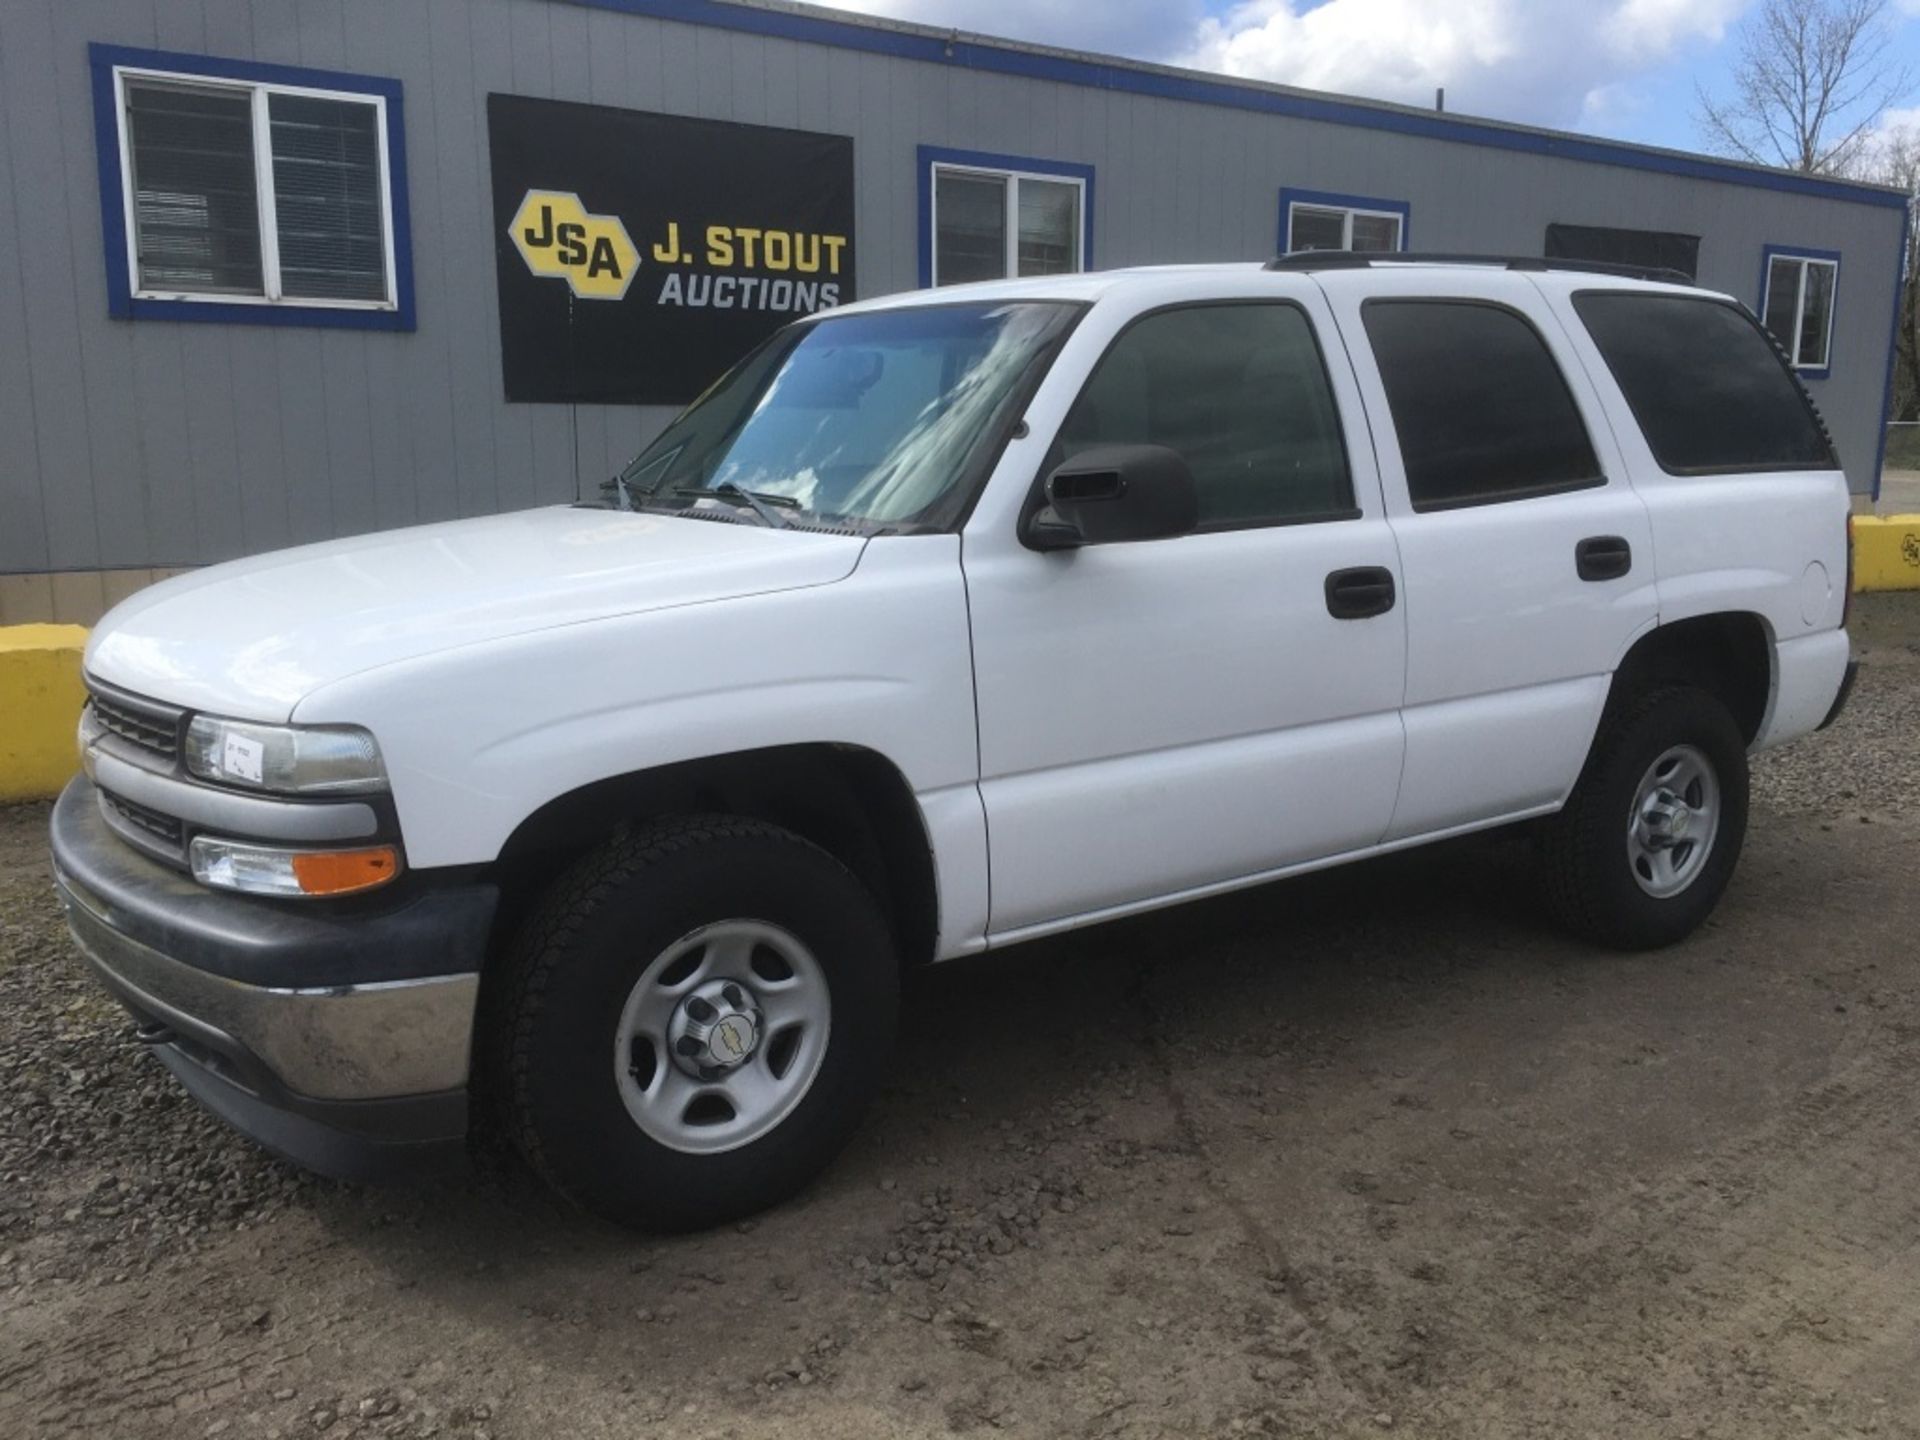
[54,256,1855,1228]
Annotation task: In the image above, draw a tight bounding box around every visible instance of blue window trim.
[87,42,416,332]
[1870,210,1910,501]
[916,145,1095,289]
[1279,188,1410,253]
[1758,244,1842,382]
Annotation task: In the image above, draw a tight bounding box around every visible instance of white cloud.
[826,0,1206,62]
[1609,0,1747,61]
[1181,0,1746,125]
[1863,103,1920,173]
[1184,0,1519,101]
[833,0,1747,129]
[1579,80,1653,127]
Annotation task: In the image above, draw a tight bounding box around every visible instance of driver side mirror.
[1022,444,1200,552]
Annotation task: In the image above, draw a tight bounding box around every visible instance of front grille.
[87,684,183,763]
[99,787,185,850]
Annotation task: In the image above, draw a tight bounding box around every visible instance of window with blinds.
[1284,199,1406,255]
[1760,250,1840,375]
[268,93,388,302]
[928,159,1086,287]
[117,66,394,310]
[124,84,263,296]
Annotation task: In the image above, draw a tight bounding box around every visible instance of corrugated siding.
[0,568,192,625]
[0,0,1904,577]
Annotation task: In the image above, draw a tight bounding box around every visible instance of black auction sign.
[486,93,856,405]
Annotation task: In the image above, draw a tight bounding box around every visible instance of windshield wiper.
[600,474,638,511]
[671,482,796,529]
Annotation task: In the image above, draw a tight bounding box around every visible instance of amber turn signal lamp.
[289,846,401,897]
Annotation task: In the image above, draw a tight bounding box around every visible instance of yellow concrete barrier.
[0,624,88,802]
[1855,515,1920,591]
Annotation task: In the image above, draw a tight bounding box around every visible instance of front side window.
[1050,304,1355,529]
[1761,249,1839,373]
[1285,197,1406,254]
[1572,292,1836,474]
[1362,300,1602,511]
[926,151,1088,286]
[99,49,404,319]
[611,301,1081,532]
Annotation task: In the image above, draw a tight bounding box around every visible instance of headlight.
[184,716,387,795]
[189,837,401,898]
[77,703,104,776]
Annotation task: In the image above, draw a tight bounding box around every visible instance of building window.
[918,147,1093,288]
[1280,189,1408,255]
[1760,247,1839,376]
[89,43,414,330]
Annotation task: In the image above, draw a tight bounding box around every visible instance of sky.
[829,0,1920,159]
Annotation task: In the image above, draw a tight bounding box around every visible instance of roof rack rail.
[1262,251,1696,286]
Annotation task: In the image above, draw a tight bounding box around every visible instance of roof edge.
[565,0,1909,211]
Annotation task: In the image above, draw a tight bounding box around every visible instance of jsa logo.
[510,190,640,300]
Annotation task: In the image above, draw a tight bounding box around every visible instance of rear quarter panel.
[1538,281,1852,747]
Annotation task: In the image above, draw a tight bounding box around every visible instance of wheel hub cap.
[1627,744,1721,899]
[667,979,764,1078]
[1643,795,1693,845]
[612,919,832,1156]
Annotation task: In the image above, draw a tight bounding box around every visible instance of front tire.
[1542,686,1749,950]
[494,816,898,1230]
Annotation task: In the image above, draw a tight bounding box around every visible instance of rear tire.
[493,815,898,1230]
[1542,686,1749,950]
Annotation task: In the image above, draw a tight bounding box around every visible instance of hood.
[86,506,866,719]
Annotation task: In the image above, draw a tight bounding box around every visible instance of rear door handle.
[1576,535,1632,582]
[1325,566,1397,620]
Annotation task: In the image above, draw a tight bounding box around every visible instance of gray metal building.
[0,0,1908,624]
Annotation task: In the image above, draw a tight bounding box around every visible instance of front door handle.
[1576,535,1633,582]
[1325,566,1397,620]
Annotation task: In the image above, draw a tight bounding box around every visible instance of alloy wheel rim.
[1626,743,1721,899]
[612,919,831,1155]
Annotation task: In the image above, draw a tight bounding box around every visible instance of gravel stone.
[1752,662,1918,819]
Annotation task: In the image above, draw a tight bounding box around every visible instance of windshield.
[609,300,1081,531]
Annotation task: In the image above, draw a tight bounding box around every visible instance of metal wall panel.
[0,0,1904,578]
[2,0,103,574]
[0,13,51,575]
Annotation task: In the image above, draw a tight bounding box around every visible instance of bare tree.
[1862,124,1920,419]
[1696,0,1911,174]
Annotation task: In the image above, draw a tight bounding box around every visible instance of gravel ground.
[2,593,1917,1440]
[1862,469,1920,516]
[1749,592,1920,818]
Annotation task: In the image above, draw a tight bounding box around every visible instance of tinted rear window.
[1361,300,1602,511]
[1571,292,1836,474]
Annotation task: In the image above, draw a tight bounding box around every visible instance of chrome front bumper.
[50,776,497,1179]
[60,883,478,1102]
